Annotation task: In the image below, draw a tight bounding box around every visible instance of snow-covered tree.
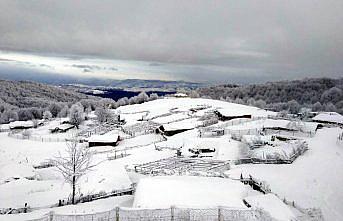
[85,106,92,117]
[95,107,112,123]
[255,99,267,109]
[321,87,343,104]
[312,102,323,112]
[0,109,18,123]
[48,103,63,117]
[18,108,34,121]
[69,103,85,128]
[324,102,337,112]
[247,98,256,106]
[51,138,94,204]
[137,92,149,103]
[43,110,52,120]
[189,91,200,98]
[58,105,69,118]
[149,93,159,101]
[287,100,301,114]
[117,97,129,107]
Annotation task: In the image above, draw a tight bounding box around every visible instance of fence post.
[115,207,120,221]
[218,206,222,221]
[171,206,175,221]
[48,211,54,221]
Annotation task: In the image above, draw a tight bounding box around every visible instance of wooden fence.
[29,206,274,221]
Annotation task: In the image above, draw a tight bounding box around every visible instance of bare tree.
[51,138,93,204]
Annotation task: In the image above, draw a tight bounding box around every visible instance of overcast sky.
[0,0,342,83]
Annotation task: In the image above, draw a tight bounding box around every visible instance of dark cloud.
[0,0,342,82]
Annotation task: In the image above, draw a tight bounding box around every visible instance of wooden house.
[88,134,120,147]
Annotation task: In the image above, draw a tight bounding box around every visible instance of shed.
[88,133,120,147]
[49,124,75,133]
[9,121,34,130]
[214,109,252,121]
[159,121,195,136]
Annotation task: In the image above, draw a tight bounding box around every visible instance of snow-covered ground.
[226,127,343,220]
[133,176,261,208]
[1,196,133,221]
[0,97,342,220]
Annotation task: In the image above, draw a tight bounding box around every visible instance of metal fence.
[30,206,274,221]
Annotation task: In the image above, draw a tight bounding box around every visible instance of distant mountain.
[105,79,202,90]
[0,66,203,89]
[0,79,97,109]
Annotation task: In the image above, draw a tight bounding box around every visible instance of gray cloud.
[0,0,342,82]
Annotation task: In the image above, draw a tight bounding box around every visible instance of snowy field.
[0,98,342,220]
[227,127,343,220]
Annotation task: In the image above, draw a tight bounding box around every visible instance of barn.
[88,133,120,147]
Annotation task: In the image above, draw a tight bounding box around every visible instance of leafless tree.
[51,138,94,204]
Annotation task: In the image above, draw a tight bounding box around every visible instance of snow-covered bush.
[69,103,85,128]
[43,110,52,120]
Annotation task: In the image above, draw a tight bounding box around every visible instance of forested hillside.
[0,79,95,108]
[194,78,343,114]
[0,79,159,123]
[0,79,103,123]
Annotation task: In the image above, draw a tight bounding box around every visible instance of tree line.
[0,79,159,124]
[192,77,343,114]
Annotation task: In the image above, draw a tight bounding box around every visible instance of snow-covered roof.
[312,112,343,124]
[216,108,253,117]
[51,124,74,130]
[88,133,119,143]
[162,119,199,131]
[244,193,296,221]
[173,93,188,97]
[249,140,306,161]
[80,161,132,193]
[9,121,34,129]
[227,119,319,133]
[0,123,10,130]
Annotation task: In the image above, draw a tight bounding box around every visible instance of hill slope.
[0,79,97,109]
[195,78,343,113]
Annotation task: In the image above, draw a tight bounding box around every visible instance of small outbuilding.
[159,121,195,136]
[88,133,120,147]
[214,109,252,121]
[9,121,34,130]
[172,93,188,98]
[49,124,75,133]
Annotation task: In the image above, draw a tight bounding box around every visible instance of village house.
[88,133,120,147]
[159,121,195,136]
